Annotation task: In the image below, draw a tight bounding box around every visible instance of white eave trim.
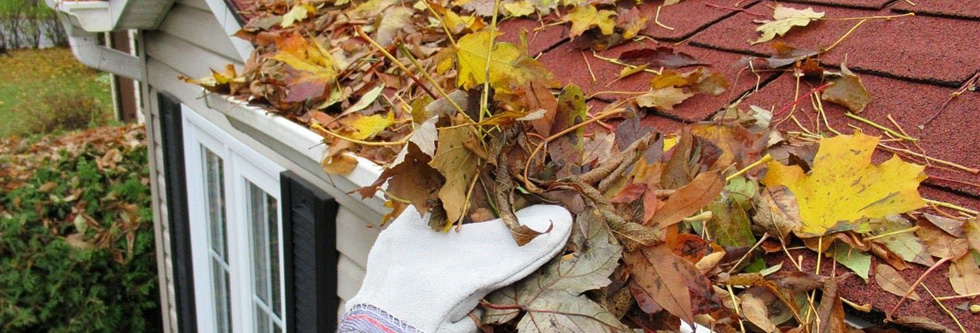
[203,0,255,63]
[48,0,174,32]
[53,1,113,32]
[204,94,386,203]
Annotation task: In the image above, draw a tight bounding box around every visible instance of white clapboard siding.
[176,0,209,12]
[143,2,389,330]
[144,87,179,331]
[337,255,367,301]
[145,32,242,79]
[336,207,381,268]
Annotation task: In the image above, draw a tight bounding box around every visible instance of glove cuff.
[339,304,422,333]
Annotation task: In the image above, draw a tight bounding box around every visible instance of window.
[183,106,286,332]
[203,149,233,332]
[248,182,284,332]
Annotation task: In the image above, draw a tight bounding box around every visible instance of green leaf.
[705,195,756,247]
[872,215,934,266]
[483,209,626,331]
[829,242,871,281]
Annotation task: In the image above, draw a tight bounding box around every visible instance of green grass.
[0,48,113,138]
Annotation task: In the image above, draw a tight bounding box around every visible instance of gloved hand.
[340,204,573,333]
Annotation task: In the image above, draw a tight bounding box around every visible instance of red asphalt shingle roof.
[690,3,980,86]
[494,1,980,329]
[893,0,980,21]
[221,0,979,329]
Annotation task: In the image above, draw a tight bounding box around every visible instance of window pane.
[202,147,232,332]
[249,182,269,304]
[254,304,270,333]
[212,259,233,332]
[202,148,227,259]
[248,182,284,324]
[267,193,281,317]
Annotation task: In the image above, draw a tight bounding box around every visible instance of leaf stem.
[922,283,968,333]
[587,90,650,99]
[725,154,772,182]
[726,233,769,274]
[822,12,914,21]
[886,256,950,320]
[877,144,978,174]
[924,199,978,216]
[726,284,748,333]
[310,122,407,146]
[654,6,675,30]
[821,19,868,53]
[844,112,918,141]
[396,44,466,114]
[479,0,502,124]
[420,0,458,49]
[581,51,597,83]
[774,82,832,116]
[841,297,871,312]
[792,131,979,174]
[935,291,980,301]
[592,51,662,75]
[355,26,440,101]
[521,109,624,191]
[863,226,918,241]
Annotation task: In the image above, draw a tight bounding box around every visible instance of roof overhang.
[48,0,175,32]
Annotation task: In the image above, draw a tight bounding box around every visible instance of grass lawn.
[0,48,113,138]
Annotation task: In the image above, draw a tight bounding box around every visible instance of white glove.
[343,204,573,333]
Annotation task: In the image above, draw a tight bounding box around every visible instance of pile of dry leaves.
[185,0,978,331]
[0,124,149,260]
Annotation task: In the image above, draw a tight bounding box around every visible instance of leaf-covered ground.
[0,124,159,331]
[0,48,114,138]
[188,0,980,331]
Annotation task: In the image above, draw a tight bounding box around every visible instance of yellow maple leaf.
[350,111,395,140]
[565,5,617,37]
[503,0,535,17]
[429,115,481,226]
[272,34,339,83]
[281,4,316,28]
[636,87,693,111]
[761,132,926,237]
[753,5,824,44]
[455,31,552,91]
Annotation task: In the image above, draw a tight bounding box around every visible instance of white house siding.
[141,65,176,333]
[143,0,384,330]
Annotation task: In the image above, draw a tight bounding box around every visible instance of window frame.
[182,106,287,333]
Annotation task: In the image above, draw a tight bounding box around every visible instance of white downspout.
[46,0,145,81]
[65,32,144,81]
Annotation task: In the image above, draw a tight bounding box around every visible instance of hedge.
[0,125,160,332]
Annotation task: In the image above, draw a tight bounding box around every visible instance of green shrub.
[0,125,160,332]
[27,91,111,134]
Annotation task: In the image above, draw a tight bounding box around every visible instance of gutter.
[204,93,388,215]
[45,0,146,81]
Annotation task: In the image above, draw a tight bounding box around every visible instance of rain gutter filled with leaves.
[185,1,979,331]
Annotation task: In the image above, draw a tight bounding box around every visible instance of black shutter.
[157,92,198,332]
[281,171,340,333]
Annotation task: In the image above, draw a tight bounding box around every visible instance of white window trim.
[182,105,287,333]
